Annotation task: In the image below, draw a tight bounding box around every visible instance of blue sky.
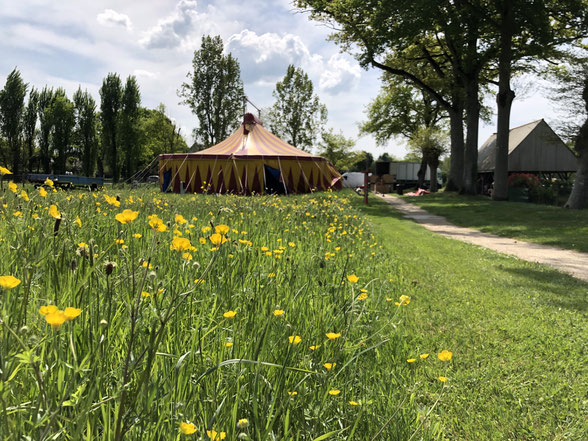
[0,0,561,159]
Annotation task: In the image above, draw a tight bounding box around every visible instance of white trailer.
[388,162,441,188]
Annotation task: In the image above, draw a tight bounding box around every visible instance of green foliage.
[267,65,327,152]
[73,87,98,177]
[0,68,27,177]
[38,87,55,173]
[100,73,123,182]
[23,88,38,173]
[179,35,245,149]
[316,128,356,171]
[139,104,188,160]
[120,76,142,179]
[48,90,75,174]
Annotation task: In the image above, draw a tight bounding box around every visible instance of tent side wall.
[158,156,342,194]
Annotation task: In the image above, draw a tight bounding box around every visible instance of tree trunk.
[493,0,515,201]
[564,84,588,208]
[446,104,465,192]
[428,157,440,192]
[462,74,480,195]
[417,156,427,188]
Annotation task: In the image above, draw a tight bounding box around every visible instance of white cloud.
[140,0,208,50]
[97,9,133,31]
[133,69,158,79]
[319,53,361,94]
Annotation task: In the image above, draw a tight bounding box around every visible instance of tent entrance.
[264,164,286,194]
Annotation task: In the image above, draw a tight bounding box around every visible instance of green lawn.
[399,192,588,253]
[354,195,588,440]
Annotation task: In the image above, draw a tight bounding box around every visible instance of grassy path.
[400,192,588,253]
[355,195,588,440]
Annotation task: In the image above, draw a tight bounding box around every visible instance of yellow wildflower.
[8,181,17,193]
[328,389,341,396]
[438,350,453,362]
[182,252,193,261]
[45,310,67,329]
[289,335,302,345]
[103,194,120,207]
[175,214,187,224]
[323,362,336,371]
[420,353,430,359]
[39,187,47,198]
[209,233,228,246]
[288,391,297,397]
[0,166,12,175]
[170,237,192,252]
[141,291,150,298]
[39,305,58,315]
[325,332,341,341]
[115,209,139,224]
[215,224,229,235]
[44,177,54,187]
[273,309,284,317]
[223,310,237,319]
[64,307,82,320]
[0,275,21,289]
[309,345,319,351]
[346,274,359,283]
[179,422,196,435]
[206,430,226,440]
[132,233,142,238]
[20,190,29,201]
[407,358,416,363]
[148,214,167,232]
[48,205,61,219]
[438,376,447,382]
[349,401,359,406]
[75,216,82,227]
[357,293,368,301]
[395,295,411,306]
[237,418,249,429]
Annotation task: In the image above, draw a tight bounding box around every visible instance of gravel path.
[376,194,588,283]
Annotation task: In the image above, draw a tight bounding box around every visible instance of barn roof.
[477,119,577,173]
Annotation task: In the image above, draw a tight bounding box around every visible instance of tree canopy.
[179,35,245,149]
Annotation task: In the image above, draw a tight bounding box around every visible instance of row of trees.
[0,70,187,182]
[296,0,587,207]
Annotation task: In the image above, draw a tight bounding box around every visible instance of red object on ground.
[404,188,430,196]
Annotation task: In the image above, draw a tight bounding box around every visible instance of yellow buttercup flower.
[209,233,228,246]
[39,305,58,315]
[349,400,359,406]
[179,422,196,435]
[115,209,139,224]
[148,214,167,232]
[206,430,226,440]
[8,181,17,193]
[215,224,230,235]
[323,362,336,371]
[45,310,67,329]
[141,291,151,298]
[75,216,82,227]
[438,376,447,382]
[0,275,21,289]
[223,310,237,319]
[407,358,416,363]
[170,237,192,252]
[64,307,82,320]
[273,309,284,317]
[328,389,341,396]
[357,293,368,301]
[39,187,47,198]
[325,332,341,341]
[49,205,61,219]
[175,214,187,225]
[289,335,302,345]
[132,233,142,238]
[346,274,359,283]
[103,194,120,207]
[44,177,54,187]
[237,418,249,429]
[309,345,319,351]
[395,295,411,306]
[420,353,429,359]
[20,190,29,201]
[288,391,297,397]
[438,350,453,362]
[0,166,12,175]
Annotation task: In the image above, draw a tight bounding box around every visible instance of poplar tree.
[23,87,38,172]
[0,69,27,177]
[120,76,141,179]
[100,73,122,182]
[73,87,98,176]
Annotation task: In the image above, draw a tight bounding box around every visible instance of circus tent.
[158,113,342,194]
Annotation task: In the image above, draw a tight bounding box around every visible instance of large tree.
[266,65,327,152]
[179,35,245,149]
[491,0,588,200]
[0,69,27,177]
[100,73,123,182]
[23,87,38,173]
[38,87,54,173]
[73,87,98,176]
[317,128,356,171]
[140,104,188,160]
[120,76,141,179]
[49,89,75,174]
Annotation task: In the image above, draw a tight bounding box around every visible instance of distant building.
[477,119,577,189]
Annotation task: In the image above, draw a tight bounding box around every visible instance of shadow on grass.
[498,266,588,313]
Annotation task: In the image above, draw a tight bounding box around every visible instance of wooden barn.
[477,119,577,190]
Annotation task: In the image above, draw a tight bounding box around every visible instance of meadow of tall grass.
[0,176,451,440]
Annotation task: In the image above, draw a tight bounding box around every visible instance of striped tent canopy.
[158,113,342,195]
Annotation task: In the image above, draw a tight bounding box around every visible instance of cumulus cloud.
[133,69,158,79]
[226,30,360,94]
[140,0,205,50]
[96,9,133,31]
[319,54,361,94]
